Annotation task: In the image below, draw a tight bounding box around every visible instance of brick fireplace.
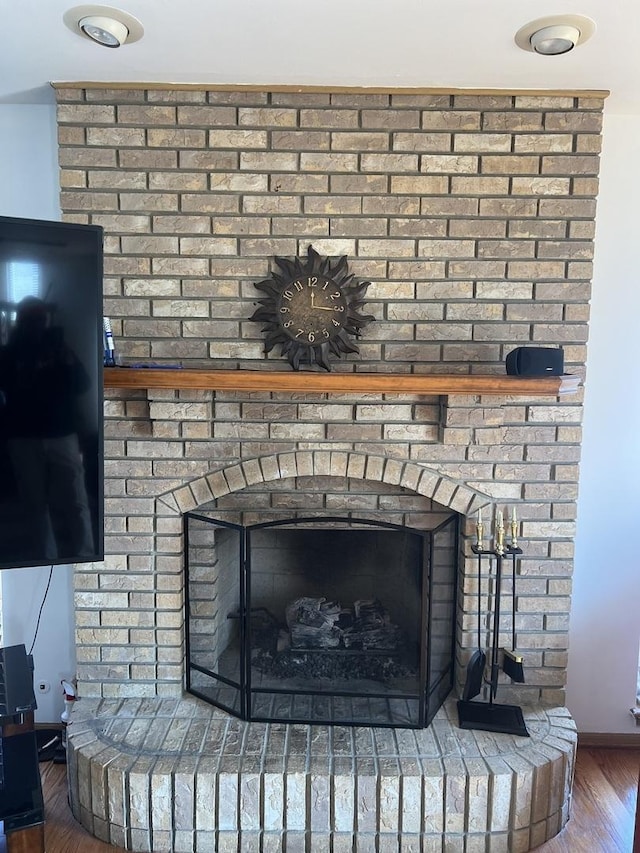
[56,85,601,850]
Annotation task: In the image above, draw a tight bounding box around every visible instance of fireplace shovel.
[462,547,485,701]
[501,551,525,683]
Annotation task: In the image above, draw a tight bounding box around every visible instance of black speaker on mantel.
[505,346,564,377]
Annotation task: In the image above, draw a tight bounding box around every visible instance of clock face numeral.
[283,290,293,301]
[293,280,304,292]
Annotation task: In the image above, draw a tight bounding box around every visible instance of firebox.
[185,514,458,728]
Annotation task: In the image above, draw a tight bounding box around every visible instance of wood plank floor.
[535,747,640,853]
[27,747,640,852]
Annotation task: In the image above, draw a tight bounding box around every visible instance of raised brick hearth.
[68,696,576,853]
[57,85,602,849]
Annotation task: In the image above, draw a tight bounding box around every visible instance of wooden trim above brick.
[51,81,611,99]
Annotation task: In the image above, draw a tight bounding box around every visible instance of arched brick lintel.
[157,450,495,518]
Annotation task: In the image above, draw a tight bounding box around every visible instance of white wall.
[0,105,59,221]
[1,102,638,731]
[567,111,640,733]
[0,103,76,723]
[2,566,76,722]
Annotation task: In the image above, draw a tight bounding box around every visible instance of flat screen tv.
[0,215,104,569]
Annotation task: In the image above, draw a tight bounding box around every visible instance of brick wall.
[55,85,603,706]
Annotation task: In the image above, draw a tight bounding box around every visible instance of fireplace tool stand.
[458,543,529,737]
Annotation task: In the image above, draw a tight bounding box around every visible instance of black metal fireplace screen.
[184,514,458,728]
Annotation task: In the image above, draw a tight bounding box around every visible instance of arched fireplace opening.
[185,512,458,729]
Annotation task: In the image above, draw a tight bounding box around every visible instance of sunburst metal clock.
[250,246,375,371]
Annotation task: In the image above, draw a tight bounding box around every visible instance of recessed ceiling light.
[63,5,144,48]
[515,15,596,56]
[78,15,128,47]
[530,25,581,56]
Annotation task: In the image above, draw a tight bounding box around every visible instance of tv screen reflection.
[0,217,103,568]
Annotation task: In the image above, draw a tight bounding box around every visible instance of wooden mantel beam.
[104,367,581,397]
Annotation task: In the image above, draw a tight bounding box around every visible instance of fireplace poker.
[489,553,503,701]
[502,550,525,683]
[462,541,486,701]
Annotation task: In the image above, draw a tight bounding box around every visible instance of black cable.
[28,564,54,656]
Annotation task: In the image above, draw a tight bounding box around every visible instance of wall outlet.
[37,680,51,694]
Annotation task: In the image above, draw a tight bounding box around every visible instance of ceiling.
[3,0,640,113]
